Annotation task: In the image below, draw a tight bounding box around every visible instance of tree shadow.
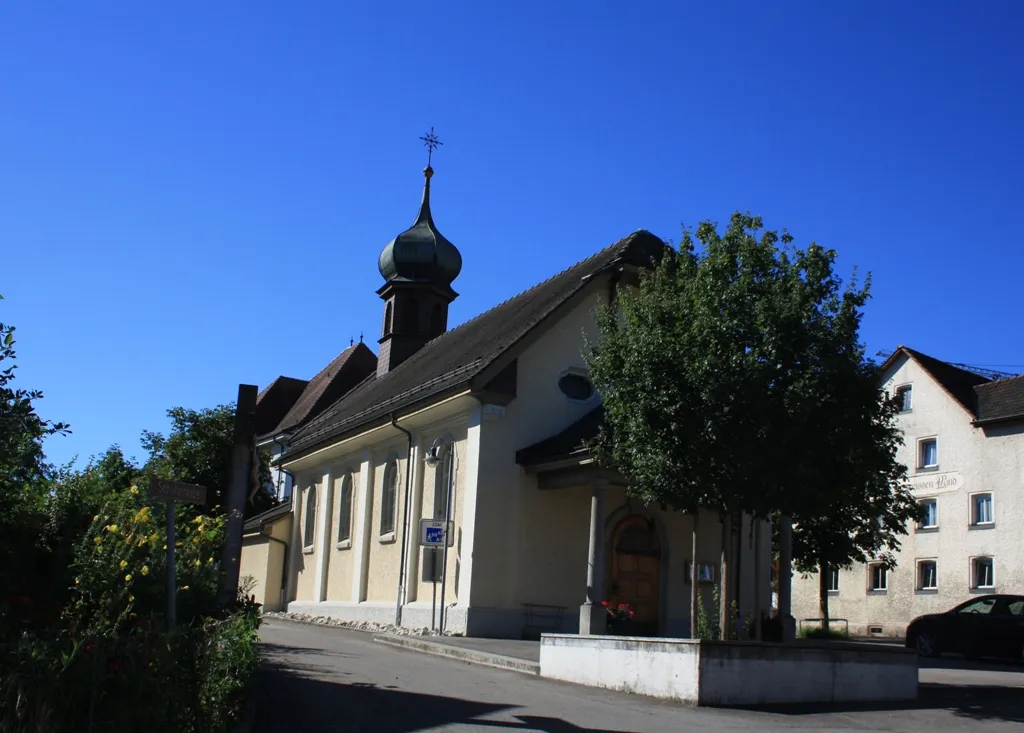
[253,646,635,733]
[734,684,1024,723]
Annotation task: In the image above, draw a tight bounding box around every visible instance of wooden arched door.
[607,515,661,635]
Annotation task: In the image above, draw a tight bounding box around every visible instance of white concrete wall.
[791,352,1024,636]
[539,634,919,705]
[541,634,700,702]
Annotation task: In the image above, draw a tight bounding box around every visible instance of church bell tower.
[375,129,462,377]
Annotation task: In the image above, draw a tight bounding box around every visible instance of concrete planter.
[539,634,918,706]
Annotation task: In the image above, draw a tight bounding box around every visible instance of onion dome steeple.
[377,129,462,291]
[375,129,463,379]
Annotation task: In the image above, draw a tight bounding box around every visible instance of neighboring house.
[791,346,1024,637]
[240,162,771,639]
[255,344,378,501]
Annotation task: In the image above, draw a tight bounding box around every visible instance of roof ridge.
[415,232,643,349]
[976,372,1024,387]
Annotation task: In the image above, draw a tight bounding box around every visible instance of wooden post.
[753,519,763,641]
[218,384,258,607]
[166,501,176,630]
[778,515,795,642]
[689,510,700,639]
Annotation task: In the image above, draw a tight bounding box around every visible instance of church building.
[240,154,771,639]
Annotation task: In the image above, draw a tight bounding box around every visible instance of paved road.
[253,619,1024,733]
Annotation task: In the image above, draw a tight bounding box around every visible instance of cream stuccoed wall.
[292,474,321,602]
[323,464,361,602]
[239,514,292,611]
[791,353,1024,636]
[467,282,771,637]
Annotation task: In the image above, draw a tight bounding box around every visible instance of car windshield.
[957,598,996,614]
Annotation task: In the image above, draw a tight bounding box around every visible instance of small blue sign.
[425,527,445,544]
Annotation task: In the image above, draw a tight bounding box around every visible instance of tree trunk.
[719,513,731,640]
[690,510,700,639]
[818,558,830,631]
[753,519,763,641]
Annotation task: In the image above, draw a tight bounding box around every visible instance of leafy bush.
[0,608,259,733]
[798,625,850,640]
[65,487,225,635]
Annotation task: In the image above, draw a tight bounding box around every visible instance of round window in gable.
[558,373,594,401]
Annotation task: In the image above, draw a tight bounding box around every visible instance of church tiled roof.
[269,343,378,437]
[284,230,666,460]
[515,406,604,467]
[255,376,309,437]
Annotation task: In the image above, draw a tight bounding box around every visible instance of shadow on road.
[253,643,636,733]
[920,654,1024,673]
[738,684,1024,723]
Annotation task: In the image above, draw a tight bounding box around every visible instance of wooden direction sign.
[149,477,208,505]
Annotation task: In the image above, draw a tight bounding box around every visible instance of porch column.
[579,480,607,635]
[777,515,796,642]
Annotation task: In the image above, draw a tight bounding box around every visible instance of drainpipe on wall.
[391,413,414,628]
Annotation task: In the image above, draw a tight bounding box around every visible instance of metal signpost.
[418,519,453,631]
[149,477,208,630]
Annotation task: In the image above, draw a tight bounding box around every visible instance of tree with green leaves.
[0,295,70,615]
[587,212,913,639]
[141,405,275,517]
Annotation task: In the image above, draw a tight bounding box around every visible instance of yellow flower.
[130,485,139,495]
[149,532,159,542]
[162,545,167,550]
[141,565,149,576]
[124,574,132,582]
[105,524,118,534]
[119,560,128,570]
[192,537,199,545]
[134,507,151,522]
[128,594,135,603]
[92,515,99,522]
[193,516,202,525]
[181,585,189,591]
[194,559,201,567]
[93,536,102,545]
[207,557,213,564]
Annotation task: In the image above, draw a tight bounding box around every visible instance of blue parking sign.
[426,527,444,544]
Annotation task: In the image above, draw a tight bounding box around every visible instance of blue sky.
[3,1,1022,468]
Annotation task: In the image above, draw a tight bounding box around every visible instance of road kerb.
[372,634,540,675]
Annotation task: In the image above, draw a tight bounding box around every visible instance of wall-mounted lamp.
[424,436,448,469]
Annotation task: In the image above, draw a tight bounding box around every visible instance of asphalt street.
[252,619,1024,733]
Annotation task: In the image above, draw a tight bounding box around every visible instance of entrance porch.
[515,413,770,640]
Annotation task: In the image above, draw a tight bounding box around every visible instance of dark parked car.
[905,594,1024,661]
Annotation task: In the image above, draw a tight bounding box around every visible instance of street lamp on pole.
[424,436,454,633]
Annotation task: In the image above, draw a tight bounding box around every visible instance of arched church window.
[382,302,393,337]
[380,459,399,536]
[336,473,353,544]
[303,483,317,550]
[432,441,455,519]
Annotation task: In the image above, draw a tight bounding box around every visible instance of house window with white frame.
[919,438,938,469]
[336,473,353,545]
[971,556,994,589]
[896,385,912,412]
[868,563,887,592]
[917,560,937,590]
[827,567,840,592]
[303,483,317,551]
[970,493,993,526]
[917,498,938,529]
[380,459,399,537]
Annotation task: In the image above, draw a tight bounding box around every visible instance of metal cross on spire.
[419,127,443,167]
